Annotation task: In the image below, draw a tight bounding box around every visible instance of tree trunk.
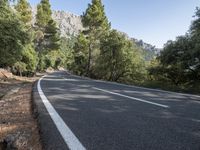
[19,70,22,77]
[87,44,92,76]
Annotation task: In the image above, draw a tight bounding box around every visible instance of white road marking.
[37,76,86,150]
[93,87,169,108]
[68,72,200,99]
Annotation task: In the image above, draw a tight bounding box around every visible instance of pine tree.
[190,7,200,38]
[15,0,32,27]
[0,1,29,68]
[72,33,89,75]
[36,0,52,29]
[35,0,53,52]
[44,19,60,51]
[35,0,61,71]
[82,0,110,76]
[15,0,38,75]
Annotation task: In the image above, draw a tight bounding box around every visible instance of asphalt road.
[33,71,200,150]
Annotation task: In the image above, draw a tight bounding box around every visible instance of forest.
[0,0,199,93]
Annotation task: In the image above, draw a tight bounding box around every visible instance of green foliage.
[95,30,146,82]
[34,0,61,72]
[14,0,38,75]
[15,0,32,26]
[13,61,27,76]
[35,0,53,52]
[0,0,8,6]
[0,3,29,67]
[72,33,89,75]
[36,0,52,28]
[21,44,38,72]
[190,7,200,75]
[46,50,65,69]
[71,0,146,83]
[60,37,76,69]
[36,49,65,71]
[44,19,61,51]
[37,54,46,71]
[149,7,200,88]
[82,0,110,75]
[82,0,110,35]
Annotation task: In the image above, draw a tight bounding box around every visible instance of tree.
[60,37,76,69]
[21,44,38,72]
[72,33,89,75]
[36,0,52,29]
[190,7,200,77]
[14,0,38,75]
[35,0,53,53]
[149,6,200,87]
[150,35,197,85]
[0,1,29,68]
[15,0,32,27]
[35,0,61,71]
[44,19,61,51]
[82,0,110,75]
[95,30,146,82]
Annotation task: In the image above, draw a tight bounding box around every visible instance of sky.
[29,0,200,48]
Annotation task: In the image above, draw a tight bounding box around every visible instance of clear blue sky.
[29,0,199,48]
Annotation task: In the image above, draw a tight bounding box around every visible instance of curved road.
[33,71,200,150]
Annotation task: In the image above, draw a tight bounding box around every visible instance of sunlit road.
[33,71,200,150]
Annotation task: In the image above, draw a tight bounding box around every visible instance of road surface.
[33,71,200,150]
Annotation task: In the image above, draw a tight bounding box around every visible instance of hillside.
[32,7,159,61]
[131,38,160,61]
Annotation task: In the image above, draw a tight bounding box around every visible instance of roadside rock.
[0,69,13,79]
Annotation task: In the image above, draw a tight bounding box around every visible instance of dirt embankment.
[0,70,43,150]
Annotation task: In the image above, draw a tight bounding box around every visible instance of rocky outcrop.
[32,7,83,38]
[0,69,13,79]
[131,38,161,61]
[52,11,83,37]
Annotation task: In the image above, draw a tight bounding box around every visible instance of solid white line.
[93,87,169,108]
[37,76,86,150]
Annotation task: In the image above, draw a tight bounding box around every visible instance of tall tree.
[82,0,110,75]
[15,0,32,27]
[14,0,38,75]
[35,0,61,71]
[190,7,200,76]
[72,33,89,75]
[35,0,52,53]
[96,30,146,82]
[36,0,52,29]
[44,19,60,51]
[0,1,28,68]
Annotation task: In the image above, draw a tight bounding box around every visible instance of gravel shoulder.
[0,76,43,150]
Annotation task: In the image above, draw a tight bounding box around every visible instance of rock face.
[132,38,161,61]
[52,11,83,37]
[32,7,83,38]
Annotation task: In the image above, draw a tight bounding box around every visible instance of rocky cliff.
[52,11,83,37]
[32,7,83,38]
